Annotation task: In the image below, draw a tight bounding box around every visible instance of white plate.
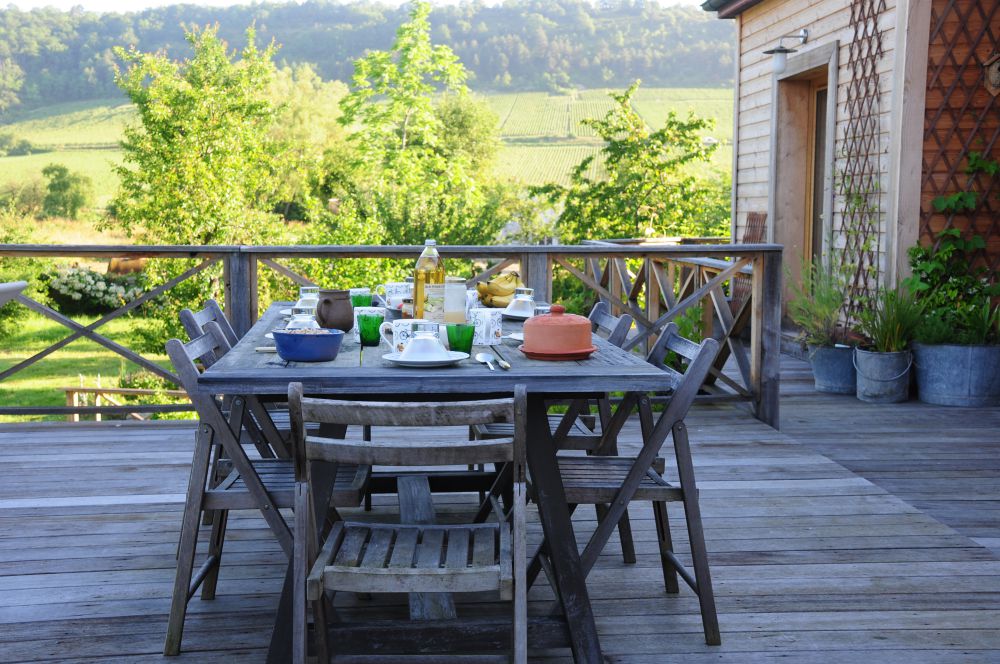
[279,308,293,316]
[383,351,469,368]
[505,332,524,342]
[502,311,532,321]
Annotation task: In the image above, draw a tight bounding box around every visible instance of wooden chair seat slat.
[219,460,369,509]
[556,456,681,503]
[313,523,505,594]
[472,414,594,440]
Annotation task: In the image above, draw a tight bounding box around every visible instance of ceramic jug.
[315,289,354,332]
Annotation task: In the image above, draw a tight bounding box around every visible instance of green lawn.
[2,98,134,147]
[0,149,123,207]
[0,313,172,422]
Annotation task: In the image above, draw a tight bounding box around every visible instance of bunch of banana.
[476,271,525,307]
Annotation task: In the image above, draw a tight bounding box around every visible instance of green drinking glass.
[357,313,385,347]
[351,293,373,307]
[446,323,476,354]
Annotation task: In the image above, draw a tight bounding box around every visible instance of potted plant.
[854,287,924,403]
[905,230,1000,407]
[787,258,855,394]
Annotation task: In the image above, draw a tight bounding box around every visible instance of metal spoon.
[475,352,496,371]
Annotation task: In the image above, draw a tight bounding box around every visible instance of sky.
[6,0,703,13]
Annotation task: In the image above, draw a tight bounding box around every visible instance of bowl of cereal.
[271,328,345,362]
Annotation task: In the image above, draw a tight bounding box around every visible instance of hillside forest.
[0,0,733,114]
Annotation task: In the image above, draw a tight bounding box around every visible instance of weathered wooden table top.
[199,303,667,395]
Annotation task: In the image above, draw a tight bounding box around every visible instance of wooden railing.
[0,242,782,426]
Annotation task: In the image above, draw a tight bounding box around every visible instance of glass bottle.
[413,239,445,319]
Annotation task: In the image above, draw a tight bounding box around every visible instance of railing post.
[750,249,782,429]
[522,251,552,304]
[224,249,258,338]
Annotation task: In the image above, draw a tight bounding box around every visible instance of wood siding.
[732,0,899,280]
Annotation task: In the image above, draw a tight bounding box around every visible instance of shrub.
[45,267,145,315]
[41,164,93,219]
[0,205,48,338]
[0,178,46,217]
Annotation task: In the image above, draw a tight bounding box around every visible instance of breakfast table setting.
[189,272,676,662]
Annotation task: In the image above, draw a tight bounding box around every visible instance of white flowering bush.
[47,267,145,314]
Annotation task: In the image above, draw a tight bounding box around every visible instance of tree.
[41,163,92,218]
[105,25,292,348]
[107,25,288,245]
[339,1,467,168]
[433,93,501,172]
[329,1,515,248]
[533,81,724,242]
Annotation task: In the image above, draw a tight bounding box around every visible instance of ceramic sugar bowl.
[520,305,597,360]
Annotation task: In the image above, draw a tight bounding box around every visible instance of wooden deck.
[2,356,999,662]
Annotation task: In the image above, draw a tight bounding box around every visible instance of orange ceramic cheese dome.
[522,305,593,356]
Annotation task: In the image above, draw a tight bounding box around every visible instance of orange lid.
[523,305,593,353]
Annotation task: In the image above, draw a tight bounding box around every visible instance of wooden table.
[198,303,670,662]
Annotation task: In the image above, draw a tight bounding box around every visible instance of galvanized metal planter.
[854,348,911,404]
[807,344,856,394]
[913,343,1000,407]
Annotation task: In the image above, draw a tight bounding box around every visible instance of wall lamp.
[763,29,809,73]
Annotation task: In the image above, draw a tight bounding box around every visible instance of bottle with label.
[413,239,445,319]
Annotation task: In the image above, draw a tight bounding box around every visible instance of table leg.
[525,394,602,663]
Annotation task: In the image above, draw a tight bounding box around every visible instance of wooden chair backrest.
[288,384,527,476]
[742,211,768,244]
[644,323,719,388]
[179,300,239,368]
[641,330,720,454]
[164,321,233,398]
[588,302,633,348]
[730,212,767,316]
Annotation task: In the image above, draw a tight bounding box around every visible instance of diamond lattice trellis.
[921,0,1000,275]
[838,0,886,320]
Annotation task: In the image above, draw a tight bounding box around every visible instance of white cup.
[376,282,413,308]
[399,331,450,361]
[469,307,503,346]
[379,318,441,352]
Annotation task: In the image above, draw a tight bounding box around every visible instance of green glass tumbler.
[357,313,385,347]
[351,293,373,307]
[446,323,476,354]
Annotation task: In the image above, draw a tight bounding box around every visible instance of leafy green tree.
[339,1,466,168]
[41,163,92,218]
[104,25,292,348]
[108,25,288,245]
[327,1,515,248]
[434,94,501,172]
[534,82,723,242]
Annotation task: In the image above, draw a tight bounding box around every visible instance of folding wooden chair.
[162,323,371,656]
[530,324,722,646]
[288,384,529,664]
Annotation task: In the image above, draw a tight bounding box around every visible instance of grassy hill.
[0,88,732,205]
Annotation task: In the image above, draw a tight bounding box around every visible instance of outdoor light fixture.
[763,29,809,73]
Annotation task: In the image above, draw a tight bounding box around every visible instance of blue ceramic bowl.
[271,329,345,362]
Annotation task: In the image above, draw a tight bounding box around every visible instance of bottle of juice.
[413,239,445,319]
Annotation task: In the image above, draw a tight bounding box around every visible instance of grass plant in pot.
[905,230,1000,407]
[854,287,924,403]
[788,259,854,394]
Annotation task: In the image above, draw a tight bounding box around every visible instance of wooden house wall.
[920,0,1000,275]
[732,0,899,278]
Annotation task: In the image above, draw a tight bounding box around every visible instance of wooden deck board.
[1,361,999,662]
